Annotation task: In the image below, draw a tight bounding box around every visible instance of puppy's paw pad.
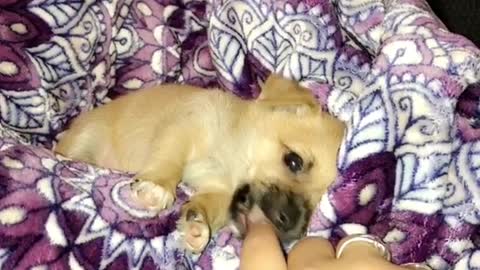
[179,209,210,253]
[131,180,175,211]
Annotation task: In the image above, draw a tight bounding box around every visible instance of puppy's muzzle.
[229,183,311,243]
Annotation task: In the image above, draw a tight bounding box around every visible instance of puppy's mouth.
[229,183,311,243]
[228,184,258,236]
[232,204,271,235]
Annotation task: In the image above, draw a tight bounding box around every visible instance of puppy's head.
[233,74,345,241]
[245,74,345,210]
[229,183,311,243]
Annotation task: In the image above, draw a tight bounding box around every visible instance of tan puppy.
[55,74,345,253]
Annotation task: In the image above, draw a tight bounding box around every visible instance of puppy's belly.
[88,143,123,171]
[93,143,149,173]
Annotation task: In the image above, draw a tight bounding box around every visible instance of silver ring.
[335,234,391,261]
[401,263,433,270]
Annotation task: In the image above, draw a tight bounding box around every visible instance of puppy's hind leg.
[55,120,107,165]
[177,190,232,253]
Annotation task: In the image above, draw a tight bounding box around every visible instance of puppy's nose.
[274,211,292,229]
[268,198,301,232]
[259,186,308,238]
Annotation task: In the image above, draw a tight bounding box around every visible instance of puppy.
[55,74,345,253]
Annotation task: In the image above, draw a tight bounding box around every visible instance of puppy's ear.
[258,74,319,115]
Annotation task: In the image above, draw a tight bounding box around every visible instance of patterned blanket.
[1,0,480,269]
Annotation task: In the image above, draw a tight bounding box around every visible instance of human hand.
[240,228,405,270]
[238,205,427,270]
[288,236,428,270]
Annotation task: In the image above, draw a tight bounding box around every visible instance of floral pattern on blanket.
[1,0,480,269]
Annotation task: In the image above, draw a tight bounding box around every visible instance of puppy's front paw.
[131,179,175,211]
[178,206,210,253]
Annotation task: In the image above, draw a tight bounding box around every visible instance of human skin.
[288,237,407,270]
[240,222,287,270]
[240,222,408,270]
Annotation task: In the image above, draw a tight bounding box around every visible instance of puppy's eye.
[283,151,303,173]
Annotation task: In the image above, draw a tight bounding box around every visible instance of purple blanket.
[1,0,480,269]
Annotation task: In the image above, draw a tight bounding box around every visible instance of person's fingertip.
[287,237,335,269]
[290,237,335,256]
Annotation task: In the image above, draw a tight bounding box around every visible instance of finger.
[287,237,336,270]
[240,223,287,270]
[246,205,271,226]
